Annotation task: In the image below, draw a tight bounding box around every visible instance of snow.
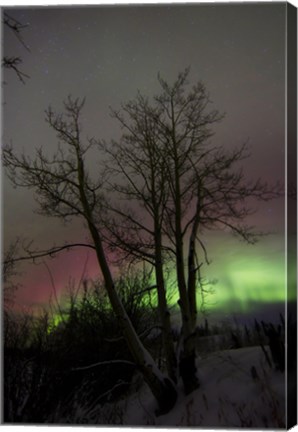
[12,344,285,428]
[119,346,286,428]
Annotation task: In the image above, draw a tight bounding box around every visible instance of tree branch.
[3,242,96,265]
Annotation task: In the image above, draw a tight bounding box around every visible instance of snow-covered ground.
[100,346,285,428]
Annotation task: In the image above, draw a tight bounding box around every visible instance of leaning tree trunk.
[91,222,177,414]
[78,178,176,413]
[76,151,177,414]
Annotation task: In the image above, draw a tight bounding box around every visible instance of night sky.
[3,3,286,317]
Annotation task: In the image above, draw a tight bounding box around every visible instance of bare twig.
[71,359,136,372]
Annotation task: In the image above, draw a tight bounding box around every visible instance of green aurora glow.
[162,233,288,313]
[47,234,289,330]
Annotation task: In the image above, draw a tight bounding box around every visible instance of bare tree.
[2,12,30,84]
[100,93,177,382]
[3,97,177,415]
[100,69,279,394]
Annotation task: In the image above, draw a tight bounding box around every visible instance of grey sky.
[2,3,286,308]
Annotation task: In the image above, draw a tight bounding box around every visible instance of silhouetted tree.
[3,71,280,405]
[3,97,177,415]
[100,69,279,394]
[100,93,177,382]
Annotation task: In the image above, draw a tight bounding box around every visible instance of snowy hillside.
[96,346,286,428]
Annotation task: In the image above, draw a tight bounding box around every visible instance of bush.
[3,268,159,424]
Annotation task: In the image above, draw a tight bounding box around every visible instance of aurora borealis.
[158,234,288,317]
[3,3,288,321]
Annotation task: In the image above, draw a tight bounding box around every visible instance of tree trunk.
[78,156,177,414]
[187,187,201,329]
[178,189,203,394]
[175,234,200,394]
[91,221,177,413]
[179,330,200,395]
[173,183,200,394]
[155,230,177,382]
